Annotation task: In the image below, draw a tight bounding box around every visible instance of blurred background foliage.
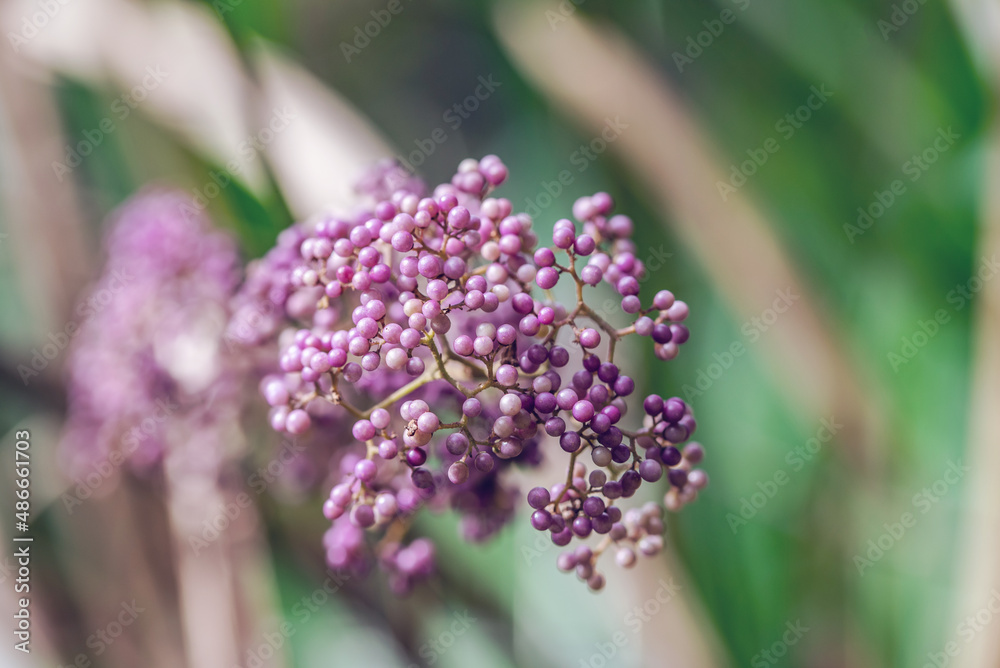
[0,0,995,667]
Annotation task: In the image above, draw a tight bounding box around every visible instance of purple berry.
[663,398,686,423]
[531,510,553,530]
[639,459,663,482]
[661,446,682,466]
[528,487,551,509]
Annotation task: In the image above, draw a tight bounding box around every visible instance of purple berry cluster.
[227,224,312,349]
[258,156,708,592]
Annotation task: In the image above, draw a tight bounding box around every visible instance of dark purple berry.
[613,376,634,396]
[545,417,567,436]
[597,363,619,383]
[661,446,682,466]
[592,513,612,534]
[652,323,673,344]
[549,346,569,367]
[610,443,631,463]
[411,468,434,489]
[668,469,688,488]
[590,414,612,434]
[531,510,553,530]
[620,470,641,497]
[475,452,495,472]
[527,486,551,509]
[669,323,690,344]
[663,397,686,423]
[583,496,606,517]
[560,431,582,453]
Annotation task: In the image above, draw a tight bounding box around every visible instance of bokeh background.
[1,0,997,666]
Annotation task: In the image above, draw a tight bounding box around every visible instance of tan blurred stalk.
[252,43,395,219]
[946,121,1000,668]
[165,448,241,668]
[941,3,1000,666]
[494,4,887,666]
[0,41,90,337]
[0,0,267,191]
[165,442,282,668]
[0,28,94,668]
[52,483,185,668]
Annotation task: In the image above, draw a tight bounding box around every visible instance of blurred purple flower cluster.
[61,191,241,478]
